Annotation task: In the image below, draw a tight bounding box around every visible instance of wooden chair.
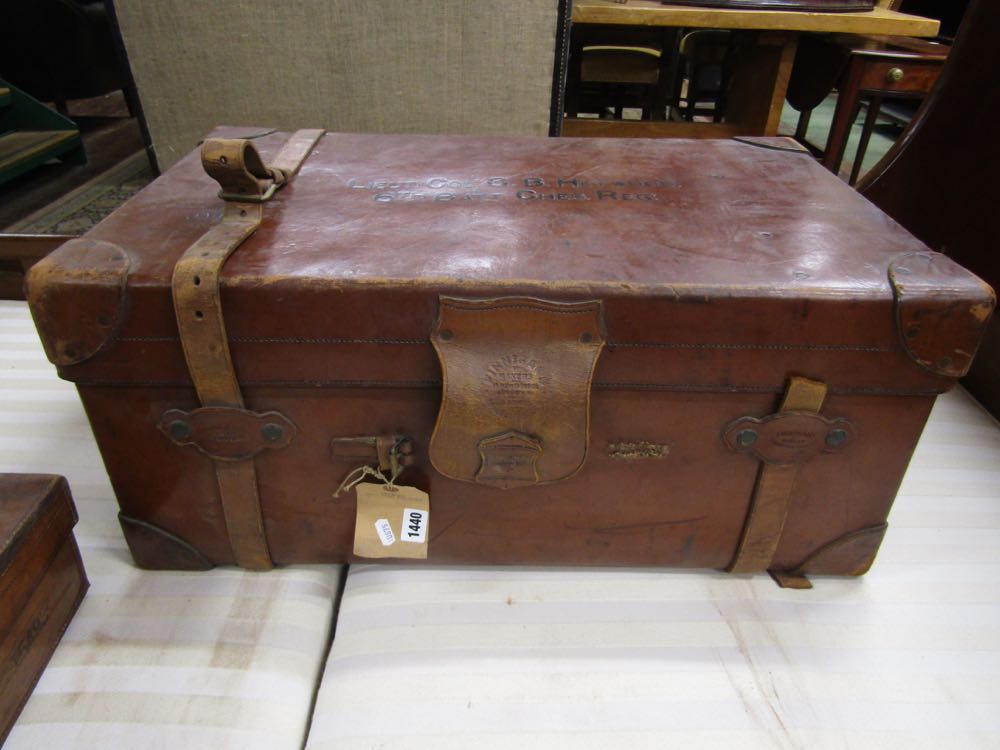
[565,25,681,121]
[677,30,733,122]
[788,33,948,184]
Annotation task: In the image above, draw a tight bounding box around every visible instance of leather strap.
[172,129,323,569]
[728,376,827,574]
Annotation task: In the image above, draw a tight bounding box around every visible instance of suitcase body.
[27,130,993,584]
[0,474,88,743]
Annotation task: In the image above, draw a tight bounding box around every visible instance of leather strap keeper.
[727,376,829,574]
[429,297,605,489]
[171,129,323,569]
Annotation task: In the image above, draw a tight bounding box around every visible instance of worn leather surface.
[25,129,993,570]
[889,251,996,378]
[26,239,129,367]
[430,297,604,488]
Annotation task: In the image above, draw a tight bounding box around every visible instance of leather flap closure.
[429,296,605,489]
[890,251,995,377]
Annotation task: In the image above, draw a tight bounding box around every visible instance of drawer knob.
[886,67,905,83]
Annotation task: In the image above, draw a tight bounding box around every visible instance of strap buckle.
[218,181,279,203]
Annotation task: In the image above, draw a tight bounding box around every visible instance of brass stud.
[261,423,284,442]
[826,429,848,448]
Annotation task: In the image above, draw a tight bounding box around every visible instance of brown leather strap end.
[727,376,827,574]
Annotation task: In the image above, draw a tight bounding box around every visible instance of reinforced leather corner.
[429,296,605,488]
[25,238,130,367]
[890,251,995,378]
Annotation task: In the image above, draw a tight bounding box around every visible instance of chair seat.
[581,47,661,85]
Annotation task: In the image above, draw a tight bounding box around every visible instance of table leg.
[725,31,798,136]
[823,57,864,175]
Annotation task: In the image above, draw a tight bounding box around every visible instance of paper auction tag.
[353,483,430,559]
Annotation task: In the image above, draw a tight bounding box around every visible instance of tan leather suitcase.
[1,474,88,743]
[26,129,994,587]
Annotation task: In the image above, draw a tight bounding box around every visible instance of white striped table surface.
[305,346,1000,747]
[1,301,342,750]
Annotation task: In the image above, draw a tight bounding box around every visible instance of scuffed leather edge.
[118,513,215,571]
[770,522,889,588]
[25,238,131,367]
[889,251,995,378]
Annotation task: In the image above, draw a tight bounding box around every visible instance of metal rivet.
[580,332,593,344]
[168,420,192,440]
[737,429,758,447]
[440,329,454,341]
[261,423,284,442]
[826,429,848,448]
[886,67,905,83]
[194,310,204,320]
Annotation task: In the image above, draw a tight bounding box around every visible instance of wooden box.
[0,474,88,744]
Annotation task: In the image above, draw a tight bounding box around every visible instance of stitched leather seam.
[610,342,899,353]
[446,305,596,315]
[69,377,942,396]
[112,336,898,352]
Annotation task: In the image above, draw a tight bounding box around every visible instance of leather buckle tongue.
[429,296,605,489]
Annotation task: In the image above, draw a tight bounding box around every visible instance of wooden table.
[564,0,940,138]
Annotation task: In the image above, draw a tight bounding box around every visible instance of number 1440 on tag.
[352,483,430,559]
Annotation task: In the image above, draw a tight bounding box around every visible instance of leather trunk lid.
[27,130,992,397]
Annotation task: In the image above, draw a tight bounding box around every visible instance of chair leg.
[823,60,864,177]
[795,108,812,143]
[850,95,882,186]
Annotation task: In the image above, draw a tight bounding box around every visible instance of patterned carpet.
[6,150,153,235]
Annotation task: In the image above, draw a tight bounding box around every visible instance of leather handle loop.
[202,138,274,200]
